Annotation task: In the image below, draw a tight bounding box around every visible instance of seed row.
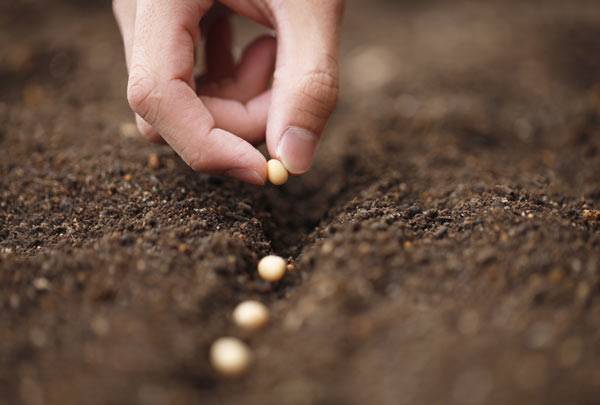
[209,254,288,377]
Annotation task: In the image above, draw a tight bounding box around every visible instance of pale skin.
[113,0,344,185]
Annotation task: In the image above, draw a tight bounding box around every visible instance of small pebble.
[119,122,138,138]
[22,84,46,107]
[147,153,160,169]
[257,255,287,282]
[582,209,600,221]
[233,300,270,331]
[91,316,110,336]
[32,278,50,291]
[321,241,335,254]
[267,159,288,185]
[210,337,251,377]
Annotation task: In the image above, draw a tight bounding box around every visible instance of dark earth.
[2,0,600,404]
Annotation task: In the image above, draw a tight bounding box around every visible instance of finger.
[114,0,166,144]
[113,0,136,69]
[127,0,267,185]
[196,36,276,144]
[266,1,344,174]
[201,90,271,144]
[205,14,235,81]
[233,36,276,101]
[135,114,164,144]
[199,35,276,102]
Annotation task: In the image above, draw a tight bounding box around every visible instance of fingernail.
[225,168,265,186]
[276,127,319,174]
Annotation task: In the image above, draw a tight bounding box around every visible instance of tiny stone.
[33,277,50,291]
[210,337,251,377]
[119,122,138,138]
[582,209,600,221]
[257,255,287,282]
[267,159,288,185]
[357,242,371,254]
[548,269,564,284]
[233,300,270,331]
[136,259,146,272]
[147,153,160,169]
[91,316,110,336]
[321,241,335,254]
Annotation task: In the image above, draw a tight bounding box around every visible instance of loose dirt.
[1,1,600,404]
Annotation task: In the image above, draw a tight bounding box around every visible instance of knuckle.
[127,68,159,123]
[298,62,340,117]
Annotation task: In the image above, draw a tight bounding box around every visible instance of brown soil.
[2,1,600,404]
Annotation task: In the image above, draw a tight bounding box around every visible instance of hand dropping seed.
[210,337,251,377]
[257,255,287,282]
[233,300,269,331]
[267,159,288,185]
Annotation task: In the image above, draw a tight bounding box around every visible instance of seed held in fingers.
[257,255,287,282]
[233,300,270,331]
[267,159,288,185]
[210,337,251,377]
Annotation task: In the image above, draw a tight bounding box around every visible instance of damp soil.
[2,1,600,404]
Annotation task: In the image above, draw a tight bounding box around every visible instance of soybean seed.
[257,255,287,282]
[233,300,270,331]
[267,159,288,185]
[210,337,251,377]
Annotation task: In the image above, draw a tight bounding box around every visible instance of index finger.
[127,0,267,185]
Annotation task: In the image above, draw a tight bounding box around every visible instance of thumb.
[266,0,344,174]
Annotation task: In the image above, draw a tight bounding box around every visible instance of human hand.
[113,0,344,185]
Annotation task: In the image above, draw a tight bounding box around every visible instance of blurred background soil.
[2,0,600,404]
